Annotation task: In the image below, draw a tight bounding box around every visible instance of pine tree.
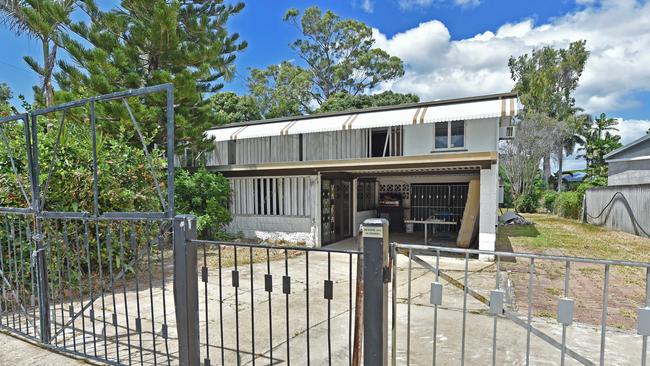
[55,0,247,151]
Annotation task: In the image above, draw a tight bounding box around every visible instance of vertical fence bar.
[492,255,500,366]
[362,218,389,366]
[526,258,535,366]
[432,248,440,366]
[406,249,412,366]
[30,112,50,343]
[599,264,610,365]
[391,243,397,366]
[460,252,469,366]
[560,261,571,366]
[641,267,650,366]
[173,215,200,366]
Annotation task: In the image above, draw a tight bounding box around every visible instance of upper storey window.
[434,121,465,150]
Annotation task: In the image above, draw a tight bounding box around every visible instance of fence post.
[174,214,200,366]
[362,218,389,366]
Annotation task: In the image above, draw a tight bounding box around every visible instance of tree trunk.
[543,153,552,187]
[557,147,564,192]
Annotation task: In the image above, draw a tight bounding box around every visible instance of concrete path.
[0,331,90,365]
[0,247,644,365]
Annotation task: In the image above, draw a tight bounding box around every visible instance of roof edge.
[207,91,518,131]
[604,133,650,160]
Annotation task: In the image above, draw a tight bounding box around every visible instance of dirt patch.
[505,260,645,330]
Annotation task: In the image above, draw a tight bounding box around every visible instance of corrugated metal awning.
[207,95,517,141]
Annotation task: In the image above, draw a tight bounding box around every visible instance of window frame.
[433,120,466,152]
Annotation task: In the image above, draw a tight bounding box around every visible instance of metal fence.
[390,243,650,366]
[173,215,364,366]
[0,84,176,365]
[584,184,650,238]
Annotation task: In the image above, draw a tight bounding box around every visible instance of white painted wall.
[226,215,316,246]
[479,163,498,260]
[402,118,499,156]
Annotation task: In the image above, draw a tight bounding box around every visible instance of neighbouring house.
[604,133,650,185]
[203,92,518,253]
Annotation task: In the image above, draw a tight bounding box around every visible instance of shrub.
[175,168,232,239]
[514,190,541,213]
[542,190,558,213]
[553,191,582,219]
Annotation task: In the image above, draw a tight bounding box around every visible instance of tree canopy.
[509,40,589,188]
[248,6,405,118]
[318,91,419,113]
[55,0,247,150]
[0,0,75,106]
[205,92,262,125]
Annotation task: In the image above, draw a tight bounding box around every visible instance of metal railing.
[390,243,650,366]
[173,215,365,366]
[0,84,175,365]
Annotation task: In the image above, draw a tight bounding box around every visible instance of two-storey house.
[203,92,518,253]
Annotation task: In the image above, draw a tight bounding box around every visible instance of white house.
[203,92,518,253]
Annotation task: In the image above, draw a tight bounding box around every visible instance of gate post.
[34,224,51,343]
[173,215,200,366]
[362,218,389,366]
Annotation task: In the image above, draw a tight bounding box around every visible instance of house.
[604,133,650,185]
[203,92,518,253]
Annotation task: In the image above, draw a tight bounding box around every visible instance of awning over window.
[206,95,517,142]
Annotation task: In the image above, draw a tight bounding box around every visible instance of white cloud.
[616,119,650,145]
[361,0,374,13]
[397,0,479,10]
[398,0,434,10]
[374,0,650,114]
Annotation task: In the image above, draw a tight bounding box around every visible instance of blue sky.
[2,0,650,169]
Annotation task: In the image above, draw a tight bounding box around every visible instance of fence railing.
[390,243,650,366]
[173,215,366,366]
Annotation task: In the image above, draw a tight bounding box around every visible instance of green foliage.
[205,92,262,125]
[248,6,405,118]
[318,91,419,113]
[55,0,247,151]
[514,190,541,213]
[175,168,231,238]
[509,41,589,187]
[553,191,582,219]
[509,40,589,119]
[0,117,166,213]
[0,0,74,106]
[247,61,313,118]
[576,176,607,197]
[576,113,622,178]
[542,190,559,213]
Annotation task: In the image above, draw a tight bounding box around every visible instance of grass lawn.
[497,213,650,330]
[497,213,650,262]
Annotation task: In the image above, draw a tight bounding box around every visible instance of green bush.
[514,190,541,213]
[175,168,232,239]
[553,191,582,219]
[542,190,559,213]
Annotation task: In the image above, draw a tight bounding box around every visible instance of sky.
[2,0,650,169]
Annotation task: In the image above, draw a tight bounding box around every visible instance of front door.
[321,178,352,245]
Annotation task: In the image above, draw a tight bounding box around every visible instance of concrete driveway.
[1,245,643,365]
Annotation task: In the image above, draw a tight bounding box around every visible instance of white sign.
[363,226,384,238]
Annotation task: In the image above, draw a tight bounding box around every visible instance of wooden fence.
[584,184,650,238]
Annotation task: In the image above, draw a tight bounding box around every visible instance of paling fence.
[584,185,650,238]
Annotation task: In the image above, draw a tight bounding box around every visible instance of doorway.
[321,178,352,245]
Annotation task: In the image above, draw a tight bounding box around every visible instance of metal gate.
[0,84,175,365]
